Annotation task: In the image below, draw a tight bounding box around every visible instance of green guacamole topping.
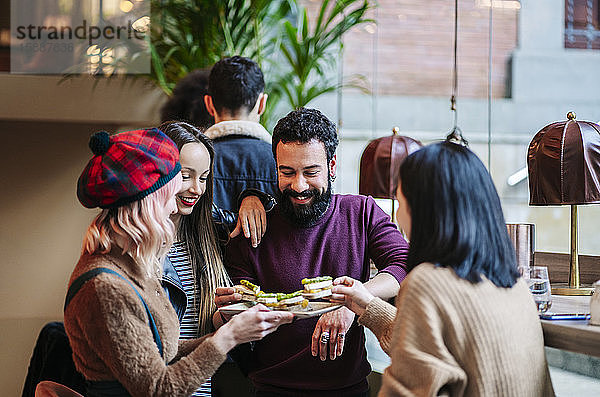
[301,276,333,285]
[240,279,260,292]
[277,291,303,301]
[257,292,277,298]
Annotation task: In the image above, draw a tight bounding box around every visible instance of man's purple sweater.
[224,194,409,396]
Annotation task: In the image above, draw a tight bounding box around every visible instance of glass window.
[309,0,600,256]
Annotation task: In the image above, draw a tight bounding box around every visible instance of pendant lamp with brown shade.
[359,127,422,222]
[527,111,600,295]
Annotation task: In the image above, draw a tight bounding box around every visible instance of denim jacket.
[204,120,278,211]
[161,256,187,323]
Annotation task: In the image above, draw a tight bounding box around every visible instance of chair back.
[35,381,84,397]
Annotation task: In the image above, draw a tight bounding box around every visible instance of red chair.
[34,381,84,397]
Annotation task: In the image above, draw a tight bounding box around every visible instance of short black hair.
[208,56,265,114]
[399,141,519,288]
[271,108,339,163]
[160,69,214,129]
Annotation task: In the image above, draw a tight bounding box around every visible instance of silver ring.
[320,332,330,344]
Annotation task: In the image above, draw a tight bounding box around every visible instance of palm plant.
[270,0,371,110]
[146,0,372,127]
[149,0,294,95]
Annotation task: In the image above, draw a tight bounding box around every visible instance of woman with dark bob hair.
[332,141,554,396]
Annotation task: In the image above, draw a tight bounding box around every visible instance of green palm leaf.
[124,0,371,130]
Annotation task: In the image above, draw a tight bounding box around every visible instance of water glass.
[506,223,535,268]
[520,266,552,313]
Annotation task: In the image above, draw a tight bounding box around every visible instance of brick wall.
[301,0,518,98]
[564,0,600,49]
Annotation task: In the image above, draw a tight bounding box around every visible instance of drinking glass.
[506,223,535,268]
[520,266,552,313]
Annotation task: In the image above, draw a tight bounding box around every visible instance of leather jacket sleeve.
[211,204,237,231]
[211,204,236,245]
[211,189,277,239]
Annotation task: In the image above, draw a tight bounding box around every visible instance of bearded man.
[216,108,409,397]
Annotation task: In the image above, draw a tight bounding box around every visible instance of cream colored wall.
[0,76,165,396]
[0,121,95,395]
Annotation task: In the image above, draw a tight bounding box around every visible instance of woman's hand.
[212,287,242,328]
[330,276,375,317]
[229,196,267,247]
[214,286,241,308]
[213,305,294,351]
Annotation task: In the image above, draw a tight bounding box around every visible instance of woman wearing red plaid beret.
[64,128,293,397]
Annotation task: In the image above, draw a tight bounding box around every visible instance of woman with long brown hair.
[160,121,272,396]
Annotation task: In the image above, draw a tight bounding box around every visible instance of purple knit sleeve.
[365,196,409,284]
[223,237,258,285]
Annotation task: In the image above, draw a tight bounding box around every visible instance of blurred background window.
[299,0,600,257]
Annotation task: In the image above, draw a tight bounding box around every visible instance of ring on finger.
[320,331,330,344]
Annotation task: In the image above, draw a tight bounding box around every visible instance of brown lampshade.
[528,112,600,205]
[359,129,422,199]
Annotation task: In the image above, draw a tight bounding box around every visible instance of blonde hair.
[82,176,181,276]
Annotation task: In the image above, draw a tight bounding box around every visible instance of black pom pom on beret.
[89,131,111,156]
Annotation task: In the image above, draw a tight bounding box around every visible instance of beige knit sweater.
[359,263,554,397]
[63,250,229,397]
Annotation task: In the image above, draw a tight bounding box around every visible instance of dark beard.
[277,181,332,227]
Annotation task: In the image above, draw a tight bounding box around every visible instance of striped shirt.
[167,241,211,397]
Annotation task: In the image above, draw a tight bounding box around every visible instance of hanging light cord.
[487,4,493,169]
[447,0,468,146]
[371,6,379,139]
[450,0,458,123]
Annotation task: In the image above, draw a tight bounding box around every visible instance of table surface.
[541,295,600,358]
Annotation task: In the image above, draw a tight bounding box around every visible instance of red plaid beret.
[77,128,181,209]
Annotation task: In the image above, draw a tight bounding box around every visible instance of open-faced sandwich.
[256,292,279,307]
[301,276,333,300]
[233,279,261,302]
[276,291,309,311]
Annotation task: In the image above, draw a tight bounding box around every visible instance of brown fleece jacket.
[63,250,228,397]
[359,263,554,397]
